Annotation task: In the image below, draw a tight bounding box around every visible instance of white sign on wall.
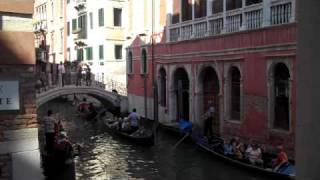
[0,81,20,110]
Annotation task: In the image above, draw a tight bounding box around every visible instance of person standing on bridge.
[76,64,82,86]
[86,67,91,86]
[58,61,66,87]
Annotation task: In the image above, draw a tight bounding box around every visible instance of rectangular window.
[77,49,83,61]
[113,8,122,27]
[78,14,87,38]
[72,19,77,31]
[89,12,93,29]
[182,0,192,21]
[86,47,93,60]
[114,45,122,60]
[60,30,63,53]
[99,45,104,59]
[195,0,207,18]
[100,62,104,66]
[98,8,104,26]
[67,21,70,36]
[60,0,63,17]
[172,0,180,24]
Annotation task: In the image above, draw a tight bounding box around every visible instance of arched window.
[273,63,290,130]
[141,49,147,74]
[127,51,133,74]
[159,68,167,106]
[230,67,241,120]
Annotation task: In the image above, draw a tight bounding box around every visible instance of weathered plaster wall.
[127,23,297,155]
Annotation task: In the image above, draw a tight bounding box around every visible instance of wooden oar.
[172,132,190,150]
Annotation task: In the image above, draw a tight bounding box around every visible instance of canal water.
[38,99,272,180]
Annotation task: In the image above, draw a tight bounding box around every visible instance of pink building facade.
[127,0,296,156]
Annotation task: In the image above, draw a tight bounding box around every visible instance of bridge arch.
[36,86,126,110]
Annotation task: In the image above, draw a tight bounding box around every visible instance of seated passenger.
[246,144,264,166]
[234,142,245,159]
[78,98,88,112]
[272,145,289,172]
[121,117,131,132]
[224,139,235,156]
[54,131,74,164]
[87,103,97,121]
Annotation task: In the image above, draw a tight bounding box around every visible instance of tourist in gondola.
[272,145,289,172]
[245,143,264,166]
[43,110,57,153]
[54,131,74,165]
[224,138,235,157]
[87,103,97,121]
[233,137,245,159]
[127,108,140,133]
[78,98,89,112]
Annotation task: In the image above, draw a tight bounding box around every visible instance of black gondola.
[195,137,295,180]
[100,115,154,146]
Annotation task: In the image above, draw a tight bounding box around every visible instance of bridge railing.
[36,63,127,96]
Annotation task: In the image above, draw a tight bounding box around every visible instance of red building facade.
[127,0,296,156]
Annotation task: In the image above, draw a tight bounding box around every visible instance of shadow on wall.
[0,31,35,65]
[0,15,2,30]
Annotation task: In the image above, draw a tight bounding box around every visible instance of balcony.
[73,28,87,40]
[168,0,294,42]
[33,20,47,33]
[75,0,86,14]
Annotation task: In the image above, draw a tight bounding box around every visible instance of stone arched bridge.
[36,85,128,112]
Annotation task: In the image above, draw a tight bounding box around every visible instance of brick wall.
[0,65,38,179]
[0,65,38,138]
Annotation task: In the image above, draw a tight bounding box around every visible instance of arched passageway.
[198,67,220,135]
[173,68,190,121]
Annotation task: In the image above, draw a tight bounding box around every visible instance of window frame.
[98,8,104,27]
[113,8,122,27]
[224,63,243,123]
[86,47,93,60]
[99,45,104,60]
[114,45,123,60]
[141,49,148,74]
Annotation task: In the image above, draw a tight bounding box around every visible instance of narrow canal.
[38,99,272,180]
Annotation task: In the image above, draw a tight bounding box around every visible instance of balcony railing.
[33,20,48,32]
[271,2,292,25]
[168,0,295,42]
[75,0,86,14]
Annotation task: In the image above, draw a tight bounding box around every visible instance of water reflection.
[38,99,272,180]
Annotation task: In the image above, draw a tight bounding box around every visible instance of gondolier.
[43,110,57,153]
[203,102,215,138]
[128,108,139,133]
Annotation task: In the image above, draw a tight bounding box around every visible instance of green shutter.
[72,19,77,31]
[99,8,104,26]
[99,45,104,59]
[86,47,93,60]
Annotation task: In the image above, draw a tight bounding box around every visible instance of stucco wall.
[127,23,297,155]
